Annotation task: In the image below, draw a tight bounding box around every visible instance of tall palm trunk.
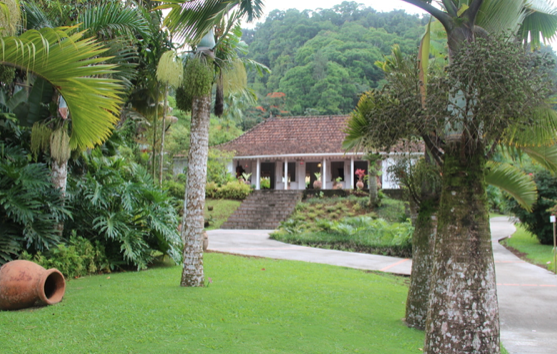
[423,141,499,353]
[405,201,437,329]
[159,84,169,185]
[51,159,68,196]
[180,94,211,287]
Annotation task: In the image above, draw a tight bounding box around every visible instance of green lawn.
[0,253,424,353]
[502,224,556,272]
[204,199,241,230]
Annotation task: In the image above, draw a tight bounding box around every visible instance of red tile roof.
[217,115,424,157]
[218,116,350,156]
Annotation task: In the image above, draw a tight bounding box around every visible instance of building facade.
[217,116,421,190]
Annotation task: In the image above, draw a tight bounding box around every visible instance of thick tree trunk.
[405,203,437,330]
[159,85,169,185]
[180,94,211,287]
[423,142,499,354]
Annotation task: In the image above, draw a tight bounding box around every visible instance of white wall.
[382,157,400,189]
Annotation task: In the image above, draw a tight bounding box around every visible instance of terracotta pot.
[313,180,322,189]
[0,260,66,311]
[356,180,364,190]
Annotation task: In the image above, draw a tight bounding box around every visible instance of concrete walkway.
[207,217,557,354]
[491,217,557,354]
[207,229,412,274]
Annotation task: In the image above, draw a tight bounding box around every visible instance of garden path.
[207,217,557,354]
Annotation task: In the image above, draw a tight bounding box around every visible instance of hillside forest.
[236,2,427,129]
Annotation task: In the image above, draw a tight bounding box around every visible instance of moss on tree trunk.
[180,94,211,287]
[423,142,499,353]
[405,201,437,330]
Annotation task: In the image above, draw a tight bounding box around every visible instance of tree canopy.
[242,2,427,116]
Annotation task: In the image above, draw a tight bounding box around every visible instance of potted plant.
[333,176,343,189]
[240,172,252,185]
[355,169,365,190]
[313,172,322,189]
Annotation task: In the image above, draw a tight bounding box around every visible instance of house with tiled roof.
[217,115,423,190]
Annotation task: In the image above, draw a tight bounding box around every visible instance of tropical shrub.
[65,151,182,269]
[260,177,271,189]
[204,180,252,200]
[273,216,413,257]
[207,148,235,185]
[20,232,110,279]
[164,179,185,200]
[508,170,557,244]
[0,143,70,265]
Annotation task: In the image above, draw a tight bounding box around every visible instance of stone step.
[221,190,302,230]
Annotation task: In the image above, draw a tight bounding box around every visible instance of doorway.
[261,162,276,189]
[306,162,321,189]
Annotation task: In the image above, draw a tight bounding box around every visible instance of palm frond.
[476,0,525,35]
[77,2,150,40]
[486,161,537,211]
[0,27,125,150]
[519,0,557,49]
[159,0,264,43]
[501,104,557,147]
[158,0,230,43]
[521,145,557,173]
[22,1,53,30]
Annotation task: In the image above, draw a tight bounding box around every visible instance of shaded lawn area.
[0,253,424,353]
[204,199,241,230]
[502,223,556,272]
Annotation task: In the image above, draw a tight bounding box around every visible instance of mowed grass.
[502,224,556,272]
[0,253,424,353]
[204,199,241,230]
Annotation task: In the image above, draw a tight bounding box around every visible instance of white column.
[350,157,354,189]
[284,159,288,190]
[322,158,327,190]
[256,158,261,190]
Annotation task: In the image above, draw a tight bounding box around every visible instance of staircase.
[221,190,303,230]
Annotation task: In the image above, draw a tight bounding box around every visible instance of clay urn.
[0,260,66,311]
[356,180,364,190]
[313,180,322,190]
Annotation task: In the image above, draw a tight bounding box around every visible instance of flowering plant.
[355,169,366,180]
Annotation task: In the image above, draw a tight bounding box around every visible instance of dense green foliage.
[0,141,69,264]
[65,151,182,269]
[508,170,557,245]
[273,216,413,257]
[20,232,110,278]
[206,180,252,200]
[0,253,425,353]
[272,196,411,257]
[242,2,426,117]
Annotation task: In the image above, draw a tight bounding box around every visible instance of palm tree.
[15,1,149,194]
[160,0,265,287]
[396,1,557,352]
[346,2,557,348]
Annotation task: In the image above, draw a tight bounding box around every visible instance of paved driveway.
[491,217,557,354]
[207,217,557,354]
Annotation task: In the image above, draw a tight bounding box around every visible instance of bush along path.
[270,196,413,258]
